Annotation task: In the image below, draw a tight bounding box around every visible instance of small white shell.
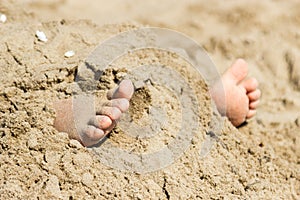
[36,30,48,42]
[64,50,75,58]
[0,14,7,23]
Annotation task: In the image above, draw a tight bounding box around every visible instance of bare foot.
[81,80,134,146]
[54,80,134,147]
[210,59,261,127]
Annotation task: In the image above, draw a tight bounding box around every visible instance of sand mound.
[0,0,299,199]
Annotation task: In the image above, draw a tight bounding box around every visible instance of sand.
[0,0,299,199]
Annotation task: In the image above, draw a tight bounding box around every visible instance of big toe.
[223,59,249,84]
[107,79,134,100]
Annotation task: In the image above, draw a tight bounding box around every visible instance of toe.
[97,106,122,121]
[81,125,105,146]
[241,77,258,93]
[107,79,134,100]
[101,98,130,113]
[249,100,260,109]
[247,89,261,101]
[246,109,257,119]
[223,59,248,84]
[90,115,112,129]
[103,121,117,135]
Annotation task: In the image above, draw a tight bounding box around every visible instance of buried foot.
[81,80,134,146]
[210,59,261,127]
[54,80,134,147]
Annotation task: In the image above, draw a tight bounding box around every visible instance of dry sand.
[0,0,299,199]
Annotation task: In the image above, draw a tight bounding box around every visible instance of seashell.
[0,14,7,23]
[36,30,48,42]
[64,50,75,58]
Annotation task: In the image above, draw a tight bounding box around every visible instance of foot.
[210,59,261,127]
[80,80,134,146]
[54,80,134,147]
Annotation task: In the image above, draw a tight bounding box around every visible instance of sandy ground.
[0,0,299,199]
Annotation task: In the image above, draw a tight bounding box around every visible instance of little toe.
[223,59,249,84]
[249,100,260,109]
[97,106,122,121]
[241,77,259,93]
[246,109,257,119]
[90,115,112,129]
[107,79,134,100]
[247,89,261,101]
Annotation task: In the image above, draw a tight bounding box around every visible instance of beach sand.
[0,0,299,199]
